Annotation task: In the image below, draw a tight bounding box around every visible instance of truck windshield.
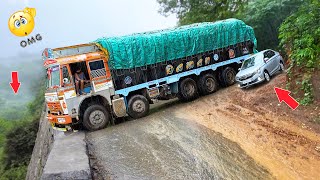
[46,66,60,88]
[241,56,256,70]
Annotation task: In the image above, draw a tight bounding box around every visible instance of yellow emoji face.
[8,7,36,37]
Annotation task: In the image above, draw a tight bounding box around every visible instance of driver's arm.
[75,73,80,81]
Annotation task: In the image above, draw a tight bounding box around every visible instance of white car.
[235,49,284,88]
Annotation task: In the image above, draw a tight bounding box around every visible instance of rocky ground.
[87,73,320,180]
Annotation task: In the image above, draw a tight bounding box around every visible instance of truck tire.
[220,67,236,87]
[198,73,218,95]
[128,95,150,119]
[83,104,110,131]
[178,78,199,101]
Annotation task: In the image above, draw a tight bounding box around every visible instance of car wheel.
[220,67,236,87]
[178,78,199,101]
[264,71,271,82]
[83,104,110,131]
[198,73,218,95]
[128,95,150,119]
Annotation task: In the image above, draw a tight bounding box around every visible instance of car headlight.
[254,68,261,74]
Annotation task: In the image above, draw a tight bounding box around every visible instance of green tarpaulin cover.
[95,18,257,70]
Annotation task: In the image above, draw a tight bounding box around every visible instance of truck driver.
[75,68,89,95]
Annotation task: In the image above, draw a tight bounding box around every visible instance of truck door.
[59,65,76,114]
[88,59,112,92]
[61,65,77,98]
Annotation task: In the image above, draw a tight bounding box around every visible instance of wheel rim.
[264,72,270,81]
[89,110,106,125]
[205,78,215,92]
[183,82,195,96]
[280,63,284,70]
[226,70,235,84]
[132,100,146,113]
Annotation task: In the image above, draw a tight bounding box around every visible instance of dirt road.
[87,74,320,180]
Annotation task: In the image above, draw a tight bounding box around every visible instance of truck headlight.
[57,118,66,123]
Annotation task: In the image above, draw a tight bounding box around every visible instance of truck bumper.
[47,114,73,131]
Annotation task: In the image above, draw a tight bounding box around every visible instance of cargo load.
[95,18,257,70]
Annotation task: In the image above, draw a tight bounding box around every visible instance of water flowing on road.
[87,101,272,180]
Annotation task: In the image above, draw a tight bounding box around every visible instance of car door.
[267,50,278,75]
[263,51,273,73]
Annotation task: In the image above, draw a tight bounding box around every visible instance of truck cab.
[43,44,122,131]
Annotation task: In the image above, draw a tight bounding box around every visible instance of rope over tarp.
[95,18,257,70]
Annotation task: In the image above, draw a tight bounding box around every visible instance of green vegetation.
[0,55,44,179]
[157,0,248,25]
[279,0,320,104]
[239,0,303,50]
[0,86,44,179]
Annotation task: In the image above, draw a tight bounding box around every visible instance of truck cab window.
[89,60,106,78]
[51,66,60,87]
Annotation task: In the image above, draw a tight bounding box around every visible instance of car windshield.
[241,56,257,70]
[46,65,60,88]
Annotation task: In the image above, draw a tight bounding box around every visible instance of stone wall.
[26,108,54,180]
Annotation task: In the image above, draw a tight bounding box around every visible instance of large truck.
[43,18,257,131]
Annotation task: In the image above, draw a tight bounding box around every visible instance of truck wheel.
[83,104,110,131]
[128,95,150,119]
[220,67,236,87]
[198,73,218,95]
[178,78,199,101]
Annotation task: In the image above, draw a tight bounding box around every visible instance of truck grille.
[47,102,62,114]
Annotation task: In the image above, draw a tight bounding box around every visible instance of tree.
[239,0,303,50]
[157,0,248,25]
[278,0,320,104]
[2,119,39,170]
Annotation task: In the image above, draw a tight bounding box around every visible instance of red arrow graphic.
[274,87,299,110]
[10,71,21,94]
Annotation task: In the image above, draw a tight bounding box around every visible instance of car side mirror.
[264,58,269,62]
[238,68,241,71]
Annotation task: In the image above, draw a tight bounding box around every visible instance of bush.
[0,165,27,180]
[279,0,320,104]
[2,119,39,170]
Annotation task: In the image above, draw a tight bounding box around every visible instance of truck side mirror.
[63,78,70,84]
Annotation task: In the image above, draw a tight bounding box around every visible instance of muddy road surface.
[87,111,271,179]
[87,74,320,180]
